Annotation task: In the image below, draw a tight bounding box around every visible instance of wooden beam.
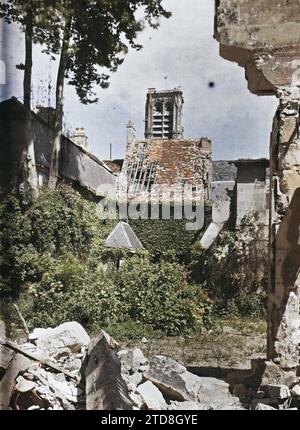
[0,338,77,381]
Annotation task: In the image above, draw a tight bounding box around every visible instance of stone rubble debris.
[2,321,300,410]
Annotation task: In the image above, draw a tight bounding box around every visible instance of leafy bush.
[0,185,116,299]
[189,217,268,317]
[0,186,213,337]
[17,253,120,333]
[115,253,213,335]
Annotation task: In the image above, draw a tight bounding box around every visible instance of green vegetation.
[189,219,268,318]
[0,186,213,338]
[0,186,267,340]
[129,202,211,261]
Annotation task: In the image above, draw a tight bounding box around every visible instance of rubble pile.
[118,351,243,410]
[0,322,88,410]
[2,321,300,410]
[229,359,300,410]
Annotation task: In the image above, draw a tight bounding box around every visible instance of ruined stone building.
[200,158,270,249]
[212,159,270,229]
[106,89,270,230]
[117,88,212,203]
[215,0,300,370]
[0,97,115,199]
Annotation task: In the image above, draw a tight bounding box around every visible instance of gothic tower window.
[144,88,184,140]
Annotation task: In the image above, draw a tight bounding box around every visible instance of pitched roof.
[103,159,124,174]
[104,222,144,250]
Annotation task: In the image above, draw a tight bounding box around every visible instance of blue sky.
[1,0,277,161]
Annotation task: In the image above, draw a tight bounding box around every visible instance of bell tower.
[145,88,184,139]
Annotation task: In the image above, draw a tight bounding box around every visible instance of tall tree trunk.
[20,8,39,202]
[48,17,72,190]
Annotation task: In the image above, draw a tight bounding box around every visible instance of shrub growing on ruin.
[189,217,268,317]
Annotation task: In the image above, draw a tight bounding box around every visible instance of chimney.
[71,127,89,150]
[126,120,136,152]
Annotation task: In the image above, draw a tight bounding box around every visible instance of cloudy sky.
[1,0,278,161]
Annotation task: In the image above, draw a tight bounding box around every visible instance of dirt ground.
[129,318,267,374]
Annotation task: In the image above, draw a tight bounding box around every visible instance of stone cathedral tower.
[144,88,184,139]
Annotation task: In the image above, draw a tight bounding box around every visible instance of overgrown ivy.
[129,201,212,261]
[0,186,213,337]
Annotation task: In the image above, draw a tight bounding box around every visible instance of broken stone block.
[144,355,241,410]
[144,355,197,401]
[15,376,36,393]
[0,354,32,410]
[255,403,277,411]
[250,359,297,387]
[168,401,201,410]
[291,385,300,398]
[85,332,133,410]
[27,405,41,411]
[34,322,90,356]
[29,328,49,342]
[262,384,290,400]
[46,373,79,403]
[197,377,241,408]
[126,372,144,392]
[118,348,148,374]
[252,398,279,410]
[136,381,167,410]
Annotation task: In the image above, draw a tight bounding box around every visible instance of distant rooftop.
[103,159,124,175]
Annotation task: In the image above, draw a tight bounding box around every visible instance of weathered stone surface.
[262,384,290,400]
[15,376,36,393]
[232,384,248,399]
[215,0,300,370]
[252,398,279,410]
[168,401,201,410]
[144,355,242,409]
[136,381,167,410]
[118,348,148,374]
[0,345,14,372]
[291,385,300,398]
[85,332,133,410]
[249,359,297,388]
[255,403,277,411]
[0,354,32,410]
[215,0,300,95]
[144,355,197,401]
[126,372,144,392]
[34,322,90,356]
